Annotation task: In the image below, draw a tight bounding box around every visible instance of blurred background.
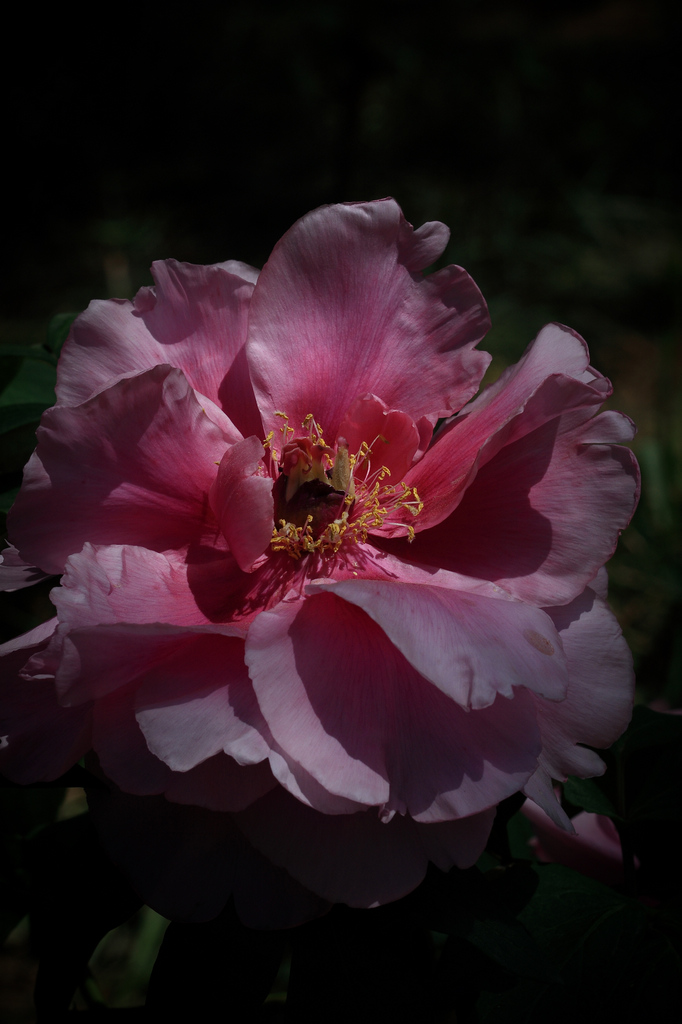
[1,0,681,1014]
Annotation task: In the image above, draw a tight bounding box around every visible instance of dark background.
[2,0,681,691]
[1,4,681,1017]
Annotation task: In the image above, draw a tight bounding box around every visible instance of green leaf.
[0,358,56,407]
[620,704,682,755]
[563,776,621,819]
[27,813,142,1016]
[46,312,78,356]
[619,706,682,823]
[476,865,680,1023]
[0,403,49,434]
[413,864,554,983]
[0,344,57,366]
[0,487,19,513]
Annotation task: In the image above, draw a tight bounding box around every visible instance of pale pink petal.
[336,394,421,483]
[0,619,92,782]
[534,584,635,781]
[57,259,262,439]
[209,435,274,571]
[54,544,241,629]
[235,787,495,906]
[135,658,269,772]
[522,768,574,831]
[0,544,52,591]
[247,199,490,442]
[312,577,567,708]
[245,592,541,820]
[9,366,229,574]
[45,546,271,781]
[264,744,366,816]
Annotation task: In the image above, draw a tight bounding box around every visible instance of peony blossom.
[0,199,639,926]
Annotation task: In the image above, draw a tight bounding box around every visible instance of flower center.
[263,413,423,559]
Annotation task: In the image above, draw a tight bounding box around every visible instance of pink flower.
[522,800,634,886]
[0,199,639,925]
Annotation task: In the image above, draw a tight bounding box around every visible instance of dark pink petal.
[312,577,568,709]
[88,780,329,926]
[92,688,172,795]
[246,592,542,820]
[247,199,490,442]
[402,400,638,605]
[209,435,274,571]
[406,379,623,528]
[0,544,52,591]
[235,787,495,906]
[92,687,275,812]
[0,619,91,782]
[57,259,262,439]
[9,366,229,574]
[50,623,246,705]
[390,330,639,604]
[164,754,277,813]
[440,407,637,605]
[401,324,609,521]
[336,395,421,483]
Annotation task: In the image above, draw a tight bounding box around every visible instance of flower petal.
[164,754,277,813]
[0,619,91,782]
[235,787,496,906]
[88,780,329,926]
[247,199,490,441]
[391,327,639,604]
[312,577,568,708]
[522,801,629,884]
[245,592,542,821]
[209,435,274,572]
[336,394,421,483]
[92,686,275,812]
[0,544,52,591]
[53,544,238,628]
[535,583,635,780]
[10,366,229,574]
[57,259,263,439]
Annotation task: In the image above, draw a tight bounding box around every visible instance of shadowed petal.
[235,787,496,906]
[0,544,52,592]
[88,780,329,926]
[0,619,91,783]
[312,577,568,709]
[246,592,541,820]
